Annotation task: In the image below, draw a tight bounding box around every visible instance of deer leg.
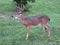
[42,24,47,36]
[44,24,50,37]
[26,26,30,40]
[47,25,50,37]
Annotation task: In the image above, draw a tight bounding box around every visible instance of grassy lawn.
[0,0,60,45]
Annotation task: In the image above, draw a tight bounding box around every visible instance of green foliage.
[13,0,35,5]
[13,0,35,12]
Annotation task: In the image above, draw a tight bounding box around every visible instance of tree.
[13,0,35,13]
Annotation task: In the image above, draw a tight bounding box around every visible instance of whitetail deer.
[12,12,50,40]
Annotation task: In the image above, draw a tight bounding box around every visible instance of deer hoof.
[26,38,28,40]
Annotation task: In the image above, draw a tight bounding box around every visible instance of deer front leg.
[26,26,30,40]
[42,26,46,36]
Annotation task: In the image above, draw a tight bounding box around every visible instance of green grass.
[0,0,60,45]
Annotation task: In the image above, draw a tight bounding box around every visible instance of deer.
[12,11,50,40]
[12,5,50,40]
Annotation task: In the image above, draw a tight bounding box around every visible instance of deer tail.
[49,18,50,21]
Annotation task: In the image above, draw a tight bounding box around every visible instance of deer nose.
[11,15,14,17]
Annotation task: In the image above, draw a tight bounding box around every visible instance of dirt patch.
[0,14,7,19]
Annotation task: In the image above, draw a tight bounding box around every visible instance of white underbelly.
[31,24,42,28]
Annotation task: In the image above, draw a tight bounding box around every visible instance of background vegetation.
[0,0,60,45]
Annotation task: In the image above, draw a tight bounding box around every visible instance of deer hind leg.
[43,24,50,37]
[26,26,30,40]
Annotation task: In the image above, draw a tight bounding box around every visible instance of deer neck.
[19,15,26,23]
